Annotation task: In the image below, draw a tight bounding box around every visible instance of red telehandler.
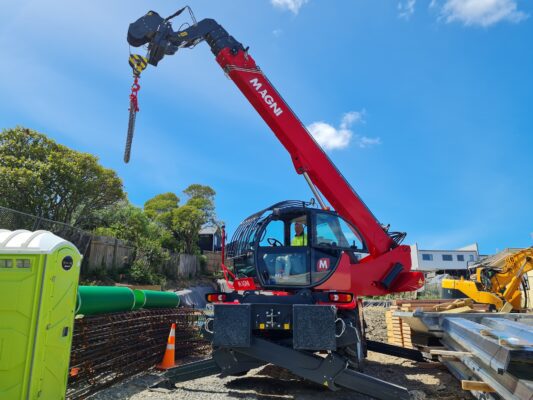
[126,7,425,399]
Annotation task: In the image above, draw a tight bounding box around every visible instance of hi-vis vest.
[291,234,307,246]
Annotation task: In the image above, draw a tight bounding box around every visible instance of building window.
[457,255,464,262]
[442,254,453,261]
[0,259,13,268]
[422,254,433,261]
[469,255,475,262]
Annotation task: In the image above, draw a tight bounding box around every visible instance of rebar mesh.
[67,308,210,399]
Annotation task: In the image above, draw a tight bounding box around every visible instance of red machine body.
[125,12,426,397]
[214,48,422,297]
[127,10,424,303]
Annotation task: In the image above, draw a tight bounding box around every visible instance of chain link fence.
[0,206,92,256]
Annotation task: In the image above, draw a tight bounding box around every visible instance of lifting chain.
[124,54,148,163]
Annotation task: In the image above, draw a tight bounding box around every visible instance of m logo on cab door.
[317,258,330,271]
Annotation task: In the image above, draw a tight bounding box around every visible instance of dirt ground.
[89,307,471,400]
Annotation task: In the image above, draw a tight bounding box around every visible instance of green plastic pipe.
[133,289,146,310]
[137,289,180,308]
[76,286,135,315]
[76,286,181,315]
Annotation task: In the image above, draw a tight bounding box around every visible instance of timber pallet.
[386,299,490,349]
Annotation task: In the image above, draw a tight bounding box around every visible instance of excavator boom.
[442,247,533,311]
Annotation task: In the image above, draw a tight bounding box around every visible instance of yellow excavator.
[441,247,532,312]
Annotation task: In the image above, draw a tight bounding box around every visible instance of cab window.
[314,213,364,250]
[256,214,310,286]
[259,220,284,247]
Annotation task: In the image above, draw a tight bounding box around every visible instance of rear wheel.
[337,309,366,371]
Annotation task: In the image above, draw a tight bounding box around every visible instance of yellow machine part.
[441,278,504,310]
[442,247,532,312]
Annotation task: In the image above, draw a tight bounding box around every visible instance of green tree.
[94,201,169,284]
[94,201,164,243]
[171,205,205,254]
[183,184,216,224]
[144,192,179,229]
[144,184,217,254]
[0,127,124,226]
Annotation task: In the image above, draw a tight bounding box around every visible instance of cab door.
[310,211,367,285]
[255,213,311,288]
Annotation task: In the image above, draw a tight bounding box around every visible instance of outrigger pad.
[293,305,336,350]
[213,304,251,347]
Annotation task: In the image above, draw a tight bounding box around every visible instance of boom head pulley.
[127,8,243,66]
[123,7,244,163]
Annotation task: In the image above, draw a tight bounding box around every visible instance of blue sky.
[1,0,531,255]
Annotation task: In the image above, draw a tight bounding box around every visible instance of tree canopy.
[144,184,217,254]
[0,126,219,284]
[0,127,124,226]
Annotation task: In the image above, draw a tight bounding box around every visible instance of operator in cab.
[291,222,307,246]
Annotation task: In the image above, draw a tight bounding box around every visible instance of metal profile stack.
[397,311,533,400]
[385,300,490,349]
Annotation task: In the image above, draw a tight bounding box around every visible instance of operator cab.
[228,200,369,290]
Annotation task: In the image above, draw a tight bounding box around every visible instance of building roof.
[199,226,219,235]
[0,230,77,254]
[415,242,479,254]
[456,243,479,252]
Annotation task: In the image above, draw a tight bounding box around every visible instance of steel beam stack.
[397,311,533,400]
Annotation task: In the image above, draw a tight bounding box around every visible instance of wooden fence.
[84,235,134,273]
[203,251,222,274]
[161,253,199,279]
[84,235,201,279]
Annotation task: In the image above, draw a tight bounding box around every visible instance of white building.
[410,243,480,275]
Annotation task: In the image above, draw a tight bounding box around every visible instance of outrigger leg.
[155,338,409,400]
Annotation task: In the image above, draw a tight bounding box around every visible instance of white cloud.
[307,121,351,150]
[398,0,417,19]
[340,111,363,129]
[307,111,381,151]
[359,136,383,148]
[438,0,528,26]
[271,0,309,15]
[272,28,283,37]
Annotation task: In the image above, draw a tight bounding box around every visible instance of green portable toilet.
[0,230,81,400]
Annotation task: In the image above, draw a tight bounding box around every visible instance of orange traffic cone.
[157,323,176,370]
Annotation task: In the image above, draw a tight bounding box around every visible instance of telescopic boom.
[127,9,396,258]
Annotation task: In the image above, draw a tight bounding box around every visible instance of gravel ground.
[88,307,471,400]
